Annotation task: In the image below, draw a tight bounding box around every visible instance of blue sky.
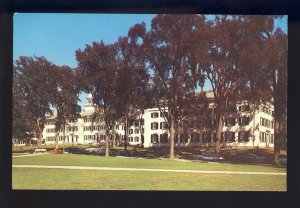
[14,14,287,109]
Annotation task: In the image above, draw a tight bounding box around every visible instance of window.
[229,118,235,126]
[226,117,235,126]
[151,134,159,143]
[151,122,158,130]
[129,137,133,142]
[134,137,139,142]
[238,131,249,142]
[266,133,270,144]
[160,122,168,129]
[242,116,250,126]
[128,129,133,134]
[151,112,159,118]
[271,121,274,129]
[270,134,274,143]
[160,134,168,143]
[260,118,265,126]
[239,105,249,112]
[221,132,227,142]
[116,125,119,130]
[228,132,235,142]
[134,129,139,134]
[261,132,266,142]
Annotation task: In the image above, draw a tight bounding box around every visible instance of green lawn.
[12,168,285,191]
[12,154,286,191]
[13,154,286,173]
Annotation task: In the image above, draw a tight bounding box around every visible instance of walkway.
[13,153,49,158]
[12,165,286,176]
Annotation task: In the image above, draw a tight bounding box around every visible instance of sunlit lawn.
[12,154,286,191]
[13,154,286,172]
[12,168,286,191]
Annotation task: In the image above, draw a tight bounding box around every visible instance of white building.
[41,91,275,148]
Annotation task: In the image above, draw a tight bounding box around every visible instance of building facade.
[40,92,275,148]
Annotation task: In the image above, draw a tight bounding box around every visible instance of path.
[13,153,49,158]
[12,165,286,176]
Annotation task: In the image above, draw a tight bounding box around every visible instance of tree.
[246,16,287,164]
[193,15,270,153]
[52,65,81,151]
[12,83,36,145]
[13,56,58,147]
[114,23,150,150]
[76,41,118,156]
[145,14,206,159]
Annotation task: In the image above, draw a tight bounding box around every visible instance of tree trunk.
[124,116,128,151]
[215,115,223,154]
[169,117,175,160]
[62,126,65,154]
[105,130,109,156]
[274,119,284,165]
[36,119,42,147]
[272,42,287,166]
[112,123,116,149]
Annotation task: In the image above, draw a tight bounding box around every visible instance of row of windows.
[259,132,274,143]
[46,121,55,125]
[151,134,168,143]
[66,126,78,132]
[46,128,56,133]
[128,128,144,134]
[151,112,168,118]
[223,116,250,127]
[84,135,97,141]
[261,106,273,115]
[151,122,168,130]
[84,126,104,131]
[46,136,55,141]
[46,127,78,133]
[150,131,251,144]
[116,125,124,130]
[260,118,274,128]
[128,137,140,142]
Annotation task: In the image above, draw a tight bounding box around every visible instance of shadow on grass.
[113,146,286,168]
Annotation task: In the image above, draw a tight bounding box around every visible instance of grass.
[12,167,286,191]
[13,154,286,173]
[12,154,286,190]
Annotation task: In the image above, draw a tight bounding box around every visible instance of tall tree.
[52,65,81,152]
[114,23,150,150]
[246,16,287,164]
[13,56,57,147]
[12,79,36,145]
[144,14,207,159]
[76,41,118,156]
[193,15,268,153]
